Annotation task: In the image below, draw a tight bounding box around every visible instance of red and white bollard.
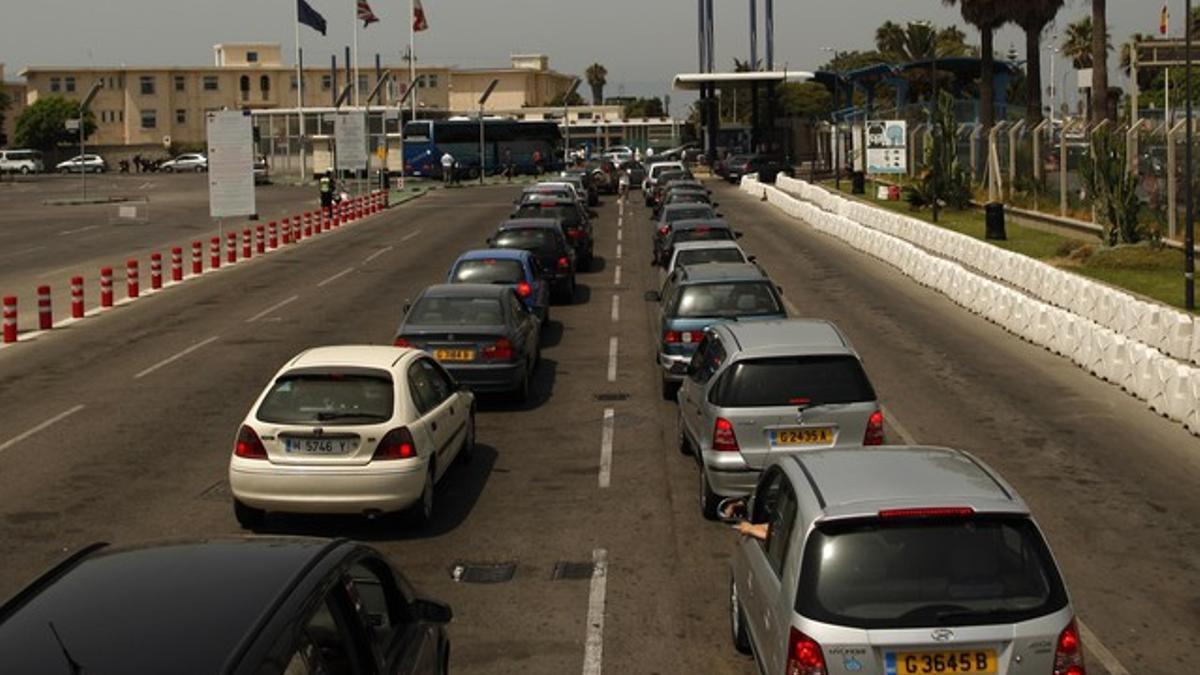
[191,241,202,275]
[210,237,221,269]
[171,247,183,282]
[292,215,302,242]
[100,267,114,308]
[304,213,313,238]
[71,276,84,319]
[226,232,237,264]
[282,218,291,245]
[126,259,140,299]
[323,210,332,231]
[269,222,278,249]
[37,285,52,330]
[150,253,163,290]
[242,229,252,259]
[256,225,266,254]
[2,296,15,343]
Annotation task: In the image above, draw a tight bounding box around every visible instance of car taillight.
[864,409,885,445]
[680,330,704,343]
[712,417,740,453]
[234,425,267,459]
[482,338,515,361]
[557,256,571,270]
[786,628,827,675]
[567,228,585,239]
[658,226,669,236]
[663,330,680,344]
[516,281,532,298]
[394,336,412,347]
[373,427,416,460]
[1053,620,1086,675]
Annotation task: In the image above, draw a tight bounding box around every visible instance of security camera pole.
[77,82,102,200]
[478,78,500,185]
[394,82,418,191]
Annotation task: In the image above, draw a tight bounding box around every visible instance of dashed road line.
[316,267,355,287]
[615,244,622,260]
[610,294,620,322]
[0,245,45,262]
[364,245,393,263]
[57,224,100,236]
[606,337,618,382]
[0,405,86,455]
[246,295,299,323]
[399,229,423,242]
[581,548,609,675]
[133,336,219,379]
[599,408,614,488]
[613,264,622,286]
[616,228,623,242]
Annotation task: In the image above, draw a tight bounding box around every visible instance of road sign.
[205,110,256,219]
[65,119,80,132]
[866,120,907,175]
[335,111,368,173]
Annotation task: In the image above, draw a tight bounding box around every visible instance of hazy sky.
[0,1,1166,102]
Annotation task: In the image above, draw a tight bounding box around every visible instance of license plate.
[770,427,835,446]
[434,349,475,362]
[891,650,997,674]
[284,438,357,455]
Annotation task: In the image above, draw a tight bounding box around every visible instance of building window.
[357,75,368,93]
[203,76,219,91]
[50,77,61,93]
[140,76,155,95]
[141,109,157,129]
[174,75,185,92]
[175,109,187,124]
[425,74,438,89]
[290,75,298,91]
[247,51,258,63]
[119,110,124,123]
[260,75,271,101]
[321,74,331,91]
[239,75,250,102]
[65,77,76,93]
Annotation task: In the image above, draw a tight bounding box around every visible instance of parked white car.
[160,153,207,173]
[228,345,476,529]
[0,149,44,174]
[55,154,107,173]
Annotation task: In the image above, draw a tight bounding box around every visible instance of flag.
[357,0,379,27]
[1161,4,1169,36]
[297,0,327,35]
[413,0,429,32]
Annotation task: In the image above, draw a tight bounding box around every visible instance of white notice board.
[335,112,368,173]
[866,120,908,175]
[206,110,256,218]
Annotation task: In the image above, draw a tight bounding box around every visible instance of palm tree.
[1012,0,1065,124]
[585,63,607,106]
[1061,16,1095,69]
[875,21,970,101]
[944,0,1011,134]
[1091,0,1110,121]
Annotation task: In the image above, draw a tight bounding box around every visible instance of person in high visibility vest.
[319,170,335,215]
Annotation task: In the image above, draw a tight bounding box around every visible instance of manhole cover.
[551,561,595,580]
[450,562,517,584]
[594,392,630,402]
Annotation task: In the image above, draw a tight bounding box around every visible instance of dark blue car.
[447,248,551,324]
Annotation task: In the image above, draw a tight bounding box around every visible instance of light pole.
[563,78,581,167]
[1187,0,1195,309]
[478,78,500,185]
[821,46,842,189]
[1047,33,1058,127]
[77,82,102,200]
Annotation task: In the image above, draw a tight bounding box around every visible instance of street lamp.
[478,78,500,185]
[911,20,939,223]
[563,78,581,167]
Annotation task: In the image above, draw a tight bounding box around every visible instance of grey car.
[678,319,883,518]
[724,447,1082,675]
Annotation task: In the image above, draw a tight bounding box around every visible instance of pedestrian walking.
[503,148,514,182]
[441,151,455,187]
[532,149,544,177]
[618,169,630,200]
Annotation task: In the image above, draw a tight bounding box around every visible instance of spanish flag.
[1161,4,1169,37]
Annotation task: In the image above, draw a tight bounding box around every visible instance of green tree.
[585,63,608,106]
[945,0,1013,134]
[875,20,971,63]
[622,97,665,118]
[1012,0,1065,123]
[14,96,97,152]
[779,82,833,119]
[1061,16,1110,69]
[0,90,11,144]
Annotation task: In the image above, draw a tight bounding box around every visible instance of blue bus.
[403,119,561,178]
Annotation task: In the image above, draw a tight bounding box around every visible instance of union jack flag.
[357,0,379,27]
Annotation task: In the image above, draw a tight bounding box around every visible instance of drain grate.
[551,561,596,581]
[450,561,517,584]
[594,392,630,402]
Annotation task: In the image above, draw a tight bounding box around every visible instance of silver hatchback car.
[677,320,883,519]
[726,447,1084,675]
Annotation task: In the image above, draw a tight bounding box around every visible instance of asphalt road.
[0,179,1195,674]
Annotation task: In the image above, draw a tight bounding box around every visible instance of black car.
[0,538,452,674]
[618,160,646,187]
[652,203,719,263]
[489,219,577,303]
[725,155,794,184]
[396,284,541,398]
[511,197,594,270]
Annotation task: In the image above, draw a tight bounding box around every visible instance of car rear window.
[675,248,745,268]
[452,259,525,285]
[407,297,505,326]
[711,355,875,407]
[665,207,715,223]
[495,228,557,254]
[796,515,1069,629]
[514,204,582,228]
[257,373,394,425]
[673,228,735,244]
[672,282,780,319]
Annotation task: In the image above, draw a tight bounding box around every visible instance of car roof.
[458,248,530,262]
[717,319,849,356]
[663,203,714,214]
[420,283,510,299]
[0,538,348,674]
[782,447,1026,520]
[672,240,743,252]
[288,345,415,369]
[677,262,767,283]
[669,218,731,231]
[498,218,560,231]
[515,197,575,207]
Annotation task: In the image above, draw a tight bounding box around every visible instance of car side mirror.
[734,231,744,239]
[717,497,747,524]
[747,255,757,263]
[413,598,454,624]
[644,290,661,302]
[776,286,784,296]
[403,300,412,314]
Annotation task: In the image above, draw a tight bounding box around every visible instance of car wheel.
[408,463,436,527]
[699,467,720,520]
[233,499,266,530]
[164,167,173,173]
[19,166,30,175]
[730,574,752,654]
[195,166,205,173]
[59,168,69,174]
[661,374,678,401]
[677,411,693,456]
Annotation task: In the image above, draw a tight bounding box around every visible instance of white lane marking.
[57,224,100,236]
[617,228,623,242]
[613,265,621,286]
[610,294,620,322]
[364,245,393,263]
[615,244,622,260]
[0,405,86,455]
[133,336,219,379]
[246,295,299,323]
[0,245,45,262]
[399,229,422,242]
[582,548,609,675]
[884,405,1131,675]
[316,267,355,287]
[606,337,618,382]
[1078,621,1131,675]
[599,408,614,489]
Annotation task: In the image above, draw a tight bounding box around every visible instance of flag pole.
[352,0,360,107]
[410,0,418,121]
[294,0,307,181]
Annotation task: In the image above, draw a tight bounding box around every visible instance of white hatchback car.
[229,345,475,529]
[160,153,207,172]
[664,240,753,278]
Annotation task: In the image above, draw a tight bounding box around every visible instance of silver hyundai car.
[725,447,1084,675]
[676,319,883,518]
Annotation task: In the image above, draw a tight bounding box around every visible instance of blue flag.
[298,0,327,35]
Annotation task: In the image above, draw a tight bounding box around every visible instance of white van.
[0,149,44,174]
